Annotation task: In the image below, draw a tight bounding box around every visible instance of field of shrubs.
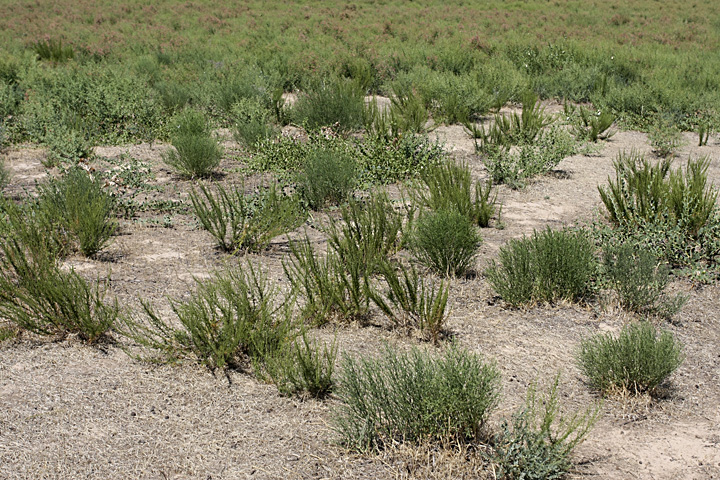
[1,1,720,478]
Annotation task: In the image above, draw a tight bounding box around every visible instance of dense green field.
[1,0,719,149]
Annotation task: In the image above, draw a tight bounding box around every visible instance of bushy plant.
[485,126,576,189]
[0,204,118,343]
[602,244,686,318]
[32,38,74,62]
[476,91,554,151]
[44,126,93,166]
[563,102,615,142]
[283,238,371,325]
[121,262,294,371]
[356,133,446,185]
[163,110,223,178]
[410,209,481,277]
[325,193,404,274]
[291,77,365,133]
[0,157,9,191]
[266,332,337,399]
[577,321,684,396]
[411,161,500,228]
[155,80,190,113]
[370,260,449,343]
[486,227,596,306]
[493,374,599,480]
[300,148,357,210]
[37,168,117,257]
[231,97,278,149]
[190,182,305,253]
[334,343,501,451]
[598,152,719,265]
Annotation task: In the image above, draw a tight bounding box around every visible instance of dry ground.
[1,108,720,479]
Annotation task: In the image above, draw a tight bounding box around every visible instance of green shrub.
[231,97,278,149]
[0,208,118,343]
[0,157,9,191]
[190,182,305,253]
[485,126,576,189]
[155,80,190,113]
[326,193,404,274]
[577,321,684,396]
[476,91,554,151]
[300,148,357,210]
[410,209,481,277]
[121,262,294,371]
[493,374,599,480]
[44,126,93,166]
[486,227,596,306]
[370,260,449,343]
[32,38,74,63]
[266,332,337,399]
[356,133,446,185]
[163,110,222,178]
[412,161,500,227]
[602,244,686,318]
[291,77,365,133]
[598,152,718,250]
[564,102,615,142]
[283,238,371,324]
[333,343,501,451]
[37,168,117,257]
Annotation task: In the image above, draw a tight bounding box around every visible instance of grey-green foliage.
[266,332,337,399]
[163,109,223,178]
[300,148,357,210]
[410,209,482,277]
[231,97,279,149]
[475,91,554,151]
[44,125,93,167]
[291,77,365,133]
[577,321,684,396]
[37,168,117,257]
[412,161,499,227]
[190,182,305,253]
[0,200,118,343]
[648,120,684,158]
[334,343,501,451]
[485,126,576,189]
[602,244,686,319]
[486,227,597,306]
[121,262,293,372]
[370,260,449,344]
[493,374,599,480]
[363,89,427,141]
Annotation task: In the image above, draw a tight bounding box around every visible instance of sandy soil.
[1,106,720,479]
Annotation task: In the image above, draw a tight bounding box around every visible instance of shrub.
[598,152,719,266]
[577,321,684,396]
[155,80,190,113]
[291,77,365,133]
[602,244,686,318]
[231,97,278,149]
[121,262,294,372]
[0,157,9,191]
[333,343,501,451]
[411,161,500,228]
[163,110,223,178]
[32,38,74,62]
[300,148,357,210]
[486,227,596,306]
[564,103,615,142]
[0,207,118,343]
[325,193,404,274]
[493,374,599,480]
[266,332,337,399]
[44,126,93,166]
[476,91,554,151]
[485,126,576,189]
[37,168,117,257]
[356,133,446,185]
[370,260,449,343]
[410,209,481,277]
[283,238,371,324]
[190,182,305,253]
